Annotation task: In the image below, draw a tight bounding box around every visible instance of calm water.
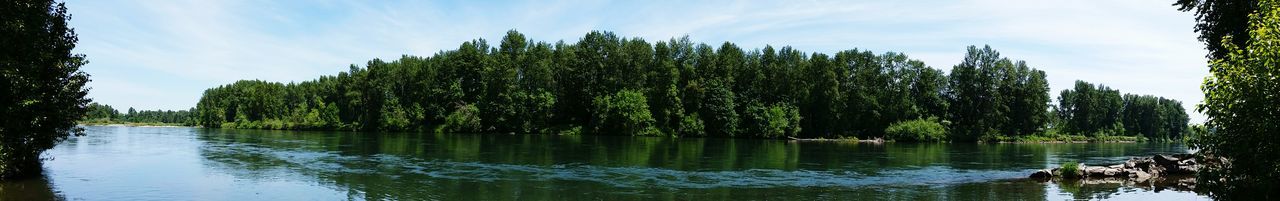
[0,126,1208,200]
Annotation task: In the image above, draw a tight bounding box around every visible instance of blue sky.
[64,0,1209,122]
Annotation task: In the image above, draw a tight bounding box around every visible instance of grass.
[1060,161,1082,179]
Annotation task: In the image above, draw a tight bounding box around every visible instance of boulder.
[1030,154,1201,183]
[1030,169,1054,179]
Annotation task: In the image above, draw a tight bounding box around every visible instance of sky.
[63,0,1210,122]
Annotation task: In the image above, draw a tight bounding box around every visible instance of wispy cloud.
[65,0,1209,122]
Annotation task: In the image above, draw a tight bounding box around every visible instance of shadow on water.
[0,175,63,201]
[189,128,1204,200]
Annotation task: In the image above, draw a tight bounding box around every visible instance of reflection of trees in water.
[0,175,64,201]
[190,129,1194,200]
[1050,175,1200,200]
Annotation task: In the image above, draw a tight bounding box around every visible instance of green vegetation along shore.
[189,30,1191,143]
[79,102,195,126]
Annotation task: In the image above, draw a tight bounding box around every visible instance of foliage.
[81,104,196,126]
[946,46,1051,141]
[1120,94,1190,140]
[440,104,483,133]
[1193,0,1280,198]
[676,113,705,137]
[591,90,661,136]
[1052,80,1189,139]
[1175,0,1261,59]
[186,30,1189,142]
[884,118,948,142]
[84,102,119,121]
[1055,81,1124,137]
[0,0,89,180]
[744,103,802,139]
[1183,124,1209,143]
[1060,161,1081,179]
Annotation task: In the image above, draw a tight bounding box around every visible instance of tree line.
[1053,81,1190,141]
[191,30,1189,141]
[82,102,195,125]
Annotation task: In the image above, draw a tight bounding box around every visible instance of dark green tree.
[1055,81,1124,136]
[0,0,89,180]
[1174,0,1261,59]
[946,46,1004,141]
[1192,0,1280,198]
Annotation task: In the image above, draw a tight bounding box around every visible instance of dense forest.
[190,30,1190,142]
[81,102,194,125]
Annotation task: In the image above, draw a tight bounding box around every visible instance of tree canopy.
[1191,0,1280,198]
[0,0,89,180]
[1175,0,1261,59]
[191,30,1188,143]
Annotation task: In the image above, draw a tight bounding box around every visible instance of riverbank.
[989,135,1148,144]
[786,135,1149,144]
[78,121,190,127]
[787,137,883,143]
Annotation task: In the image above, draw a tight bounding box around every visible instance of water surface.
[0,126,1207,200]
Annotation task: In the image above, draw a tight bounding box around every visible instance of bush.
[884,118,947,142]
[744,103,802,139]
[676,113,705,137]
[1060,161,1081,179]
[439,104,483,133]
[591,90,661,136]
[558,126,583,136]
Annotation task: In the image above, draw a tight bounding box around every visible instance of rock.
[1103,168,1123,176]
[1030,169,1054,179]
[1131,169,1152,182]
[1030,154,1204,188]
[1172,153,1195,160]
[1085,166,1110,177]
[1154,154,1179,165]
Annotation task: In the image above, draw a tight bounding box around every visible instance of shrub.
[439,104,483,133]
[676,113,705,137]
[745,103,802,139]
[591,90,661,136]
[884,118,947,142]
[1060,161,1081,179]
[558,126,583,136]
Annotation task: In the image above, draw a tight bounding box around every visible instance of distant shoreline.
[78,123,191,128]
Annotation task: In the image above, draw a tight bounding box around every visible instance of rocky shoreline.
[1030,154,1201,190]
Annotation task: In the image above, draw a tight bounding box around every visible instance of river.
[0,126,1208,200]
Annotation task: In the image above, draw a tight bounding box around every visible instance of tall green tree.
[1193,0,1280,198]
[483,31,525,132]
[1055,81,1124,136]
[648,41,685,135]
[798,53,839,138]
[946,46,1004,141]
[1175,0,1261,59]
[1000,61,1050,136]
[0,0,89,180]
